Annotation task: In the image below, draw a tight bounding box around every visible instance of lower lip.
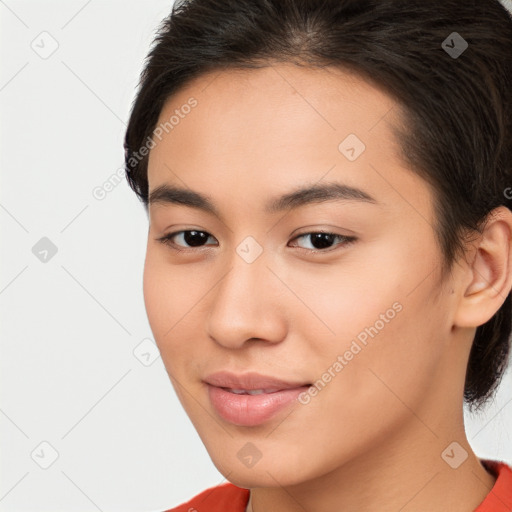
[206,384,310,426]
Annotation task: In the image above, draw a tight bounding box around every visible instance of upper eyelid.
[163,228,341,240]
[159,229,355,250]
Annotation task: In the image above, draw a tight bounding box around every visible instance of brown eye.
[290,232,357,252]
[157,230,217,250]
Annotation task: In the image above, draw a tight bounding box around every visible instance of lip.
[204,371,311,426]
[203,371,310,390]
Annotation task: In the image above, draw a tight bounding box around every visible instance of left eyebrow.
[265,181,378,214]
[147,181,379,217]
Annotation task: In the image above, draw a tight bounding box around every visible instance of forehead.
[149,64,399,158]
[146,63,433,221]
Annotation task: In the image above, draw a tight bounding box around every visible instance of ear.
[454,206,512,328]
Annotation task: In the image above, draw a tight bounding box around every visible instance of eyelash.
[156,229,357,254]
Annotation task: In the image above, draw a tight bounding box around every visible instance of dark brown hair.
[124,0,512,412]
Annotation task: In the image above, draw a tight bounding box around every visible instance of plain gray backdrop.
[1,1,512,511]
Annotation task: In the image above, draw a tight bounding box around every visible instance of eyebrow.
[148,181,378,217]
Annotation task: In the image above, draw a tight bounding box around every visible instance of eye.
[289,231,357,253]
[156,230,217,251]
[156,229,357,253]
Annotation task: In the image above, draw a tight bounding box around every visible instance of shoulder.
[474,459,512,512]
[163,482,250,512]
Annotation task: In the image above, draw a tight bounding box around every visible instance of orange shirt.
[165,459,512,512]
[475,460,512,512]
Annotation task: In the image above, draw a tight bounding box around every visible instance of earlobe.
[454,206,512,328]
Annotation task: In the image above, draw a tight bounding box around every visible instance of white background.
[1,1,511,511]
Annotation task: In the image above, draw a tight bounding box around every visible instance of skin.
[143,63,512,512]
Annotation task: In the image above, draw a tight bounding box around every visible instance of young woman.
[123,1,512,510]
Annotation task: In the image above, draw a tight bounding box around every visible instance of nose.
[206,245,288,350]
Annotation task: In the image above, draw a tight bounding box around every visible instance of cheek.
[142,252,168,337]
[297,236,448,405]
[276,248,407,351]
[312,279,448,442]
[143,247,194,331]
[142,252,204,409]
[142,250,189,355]
[142,249,209,368]
[281,295,447,478]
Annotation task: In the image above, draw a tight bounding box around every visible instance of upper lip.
[203,371,310,390]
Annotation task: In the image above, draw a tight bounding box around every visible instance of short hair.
[124,0,512,412]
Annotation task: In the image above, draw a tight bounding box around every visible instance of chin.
[221,468,303,489]
[209,451,316,489]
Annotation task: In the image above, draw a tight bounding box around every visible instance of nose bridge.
[221,232,271,298]
[206,234,286,348]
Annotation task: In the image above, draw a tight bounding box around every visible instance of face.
[144,63,461,487]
